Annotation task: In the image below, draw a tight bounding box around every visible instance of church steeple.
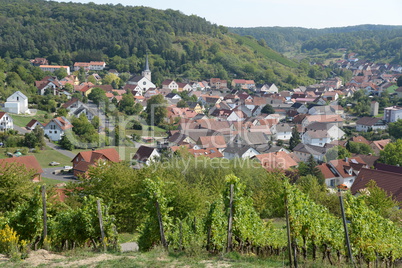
[142,54,151,82]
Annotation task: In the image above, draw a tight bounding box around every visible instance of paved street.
[42,167,76,182]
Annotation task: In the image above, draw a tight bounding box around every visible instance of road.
[42,167,76,182]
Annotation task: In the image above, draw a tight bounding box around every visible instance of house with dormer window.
[43,116,73,141]
[0,112,13,131]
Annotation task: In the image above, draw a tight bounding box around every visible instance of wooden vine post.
[155,193,168,250]
[226,183,234,253]
[41,185,47,242]
[97,199,107,252]
[284,187,293,267]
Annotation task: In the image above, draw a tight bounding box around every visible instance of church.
[126,55,156,96]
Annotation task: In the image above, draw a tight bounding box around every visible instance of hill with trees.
[230,25,402,64]
[0,0,319,90]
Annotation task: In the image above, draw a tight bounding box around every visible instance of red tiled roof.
[254,151,298,171]
[371,139,391,151]
[351,136,370,145]
[0,155,43,175]
[351,168,402,202]
[188,147,223,159]
[72,148,121,175]
[197,135,227,148]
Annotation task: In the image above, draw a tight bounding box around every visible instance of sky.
[55,0,402,29]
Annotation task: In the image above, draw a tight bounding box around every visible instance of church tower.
[141,54,151,82]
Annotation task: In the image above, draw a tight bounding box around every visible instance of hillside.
[0,0,317,90]
[230,25,402,64]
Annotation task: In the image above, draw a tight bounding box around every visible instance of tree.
[71,113,98,146]
[388,119,402,139]
[32,126,46,149]
[324,146,351,162]
[360,180,400,219]
[145,94,167,126]
[0,164,35,213]
[379,139,402,166]
[56,107,68,117]
[54,67,68,80]
[88,87,108,105]
[59,133,74,150]
[119,94,137,115]
[91,116,100,130]
[176,99,188,108]
[298,155,325,184]
[397,75,402,87]
[261,104,275,115]
[289,126,301,150]
[346,141,374,155]
[102,73,120,86]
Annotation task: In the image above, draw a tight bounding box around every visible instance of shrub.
[0,225,24,259]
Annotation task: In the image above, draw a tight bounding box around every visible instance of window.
[55,131,57,134]
[49,131,52,133]
[330,179,335,187]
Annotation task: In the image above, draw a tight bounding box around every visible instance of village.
[1,54,402,202]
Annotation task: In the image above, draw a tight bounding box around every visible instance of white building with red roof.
[0,112,13,131]
[43,116,73,141]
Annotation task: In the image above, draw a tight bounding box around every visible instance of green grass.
[0,246,353,267]
[118,233,139,244]
[375,113,384,118]
[126,124,168,138]
[40,177,64,186]
[31,146,72,168]
[9,110,50,127]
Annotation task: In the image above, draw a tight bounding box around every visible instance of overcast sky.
[55,0,402,29]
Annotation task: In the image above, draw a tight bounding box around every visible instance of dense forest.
[230,25,402,64]
[0,0,323,90]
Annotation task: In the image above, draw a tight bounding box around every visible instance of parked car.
[49,161,60,166]
[63,166,73,170]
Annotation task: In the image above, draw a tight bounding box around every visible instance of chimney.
[345,157,348,163]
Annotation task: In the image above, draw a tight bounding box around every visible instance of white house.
[0,112,13,131]
[127,75,156,93]
[383,106,402,123]
[319,158,368,188]
[304,122,345,141]
[355,117,387,132]
[270,123,293,141]
[4,91,29,114]
[223,144,259,160]
[133,145,160,166]
[302,130,333,147]
[162,79,179,91]
[43,116,73,141]
[39,65,71,75]
[258,83,279,94]
[292,143,327,162]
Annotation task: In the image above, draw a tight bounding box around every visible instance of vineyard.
[1,159,402,267]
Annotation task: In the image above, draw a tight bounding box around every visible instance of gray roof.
[224,144,255,156]
[293,143,327,155]
[355,117,384,126]
[128,75,144,83]
[305,122,336,131]
[235,132,269,145]
[275,123,293,133]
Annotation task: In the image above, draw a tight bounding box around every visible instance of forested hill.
[0,0,318,89]
[230,25,402,64]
